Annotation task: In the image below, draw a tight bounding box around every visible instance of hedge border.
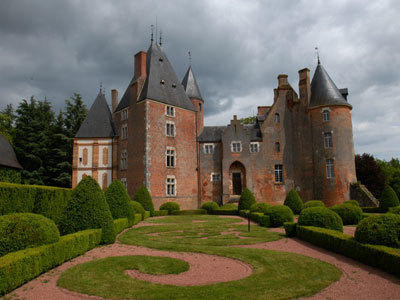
[154,210,169,216]
[113,218,129,235]
[210,209,238,216]
[296,225,400,278]
[171,209,207,215]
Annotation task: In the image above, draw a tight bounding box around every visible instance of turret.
[309,62,356,205]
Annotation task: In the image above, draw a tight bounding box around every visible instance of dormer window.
[274,113,280,123]
[159,57,164,62]
[160,79,165,85]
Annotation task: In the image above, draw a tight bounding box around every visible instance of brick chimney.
[111,89,118,113]
[277,74,288,88]
[134,51,147,81]
[298,68,310,105]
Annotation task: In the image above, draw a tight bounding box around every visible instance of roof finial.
[188,51,192,66]
[315,46,320,65]
[150,24,154,43]
[155,16,158,44]
[159,30,162,46]
[103,86,105,95]
[99,82,103,94]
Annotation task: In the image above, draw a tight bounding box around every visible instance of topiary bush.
[58,176,115,244]
[298,207,343,232]
[105,180,135,226]
[265,205,294,227]
[388,206,400,215]
[130,201,145,219]
[159,202,180,215]
[238,188,256,211]
[0,213,60,256]
[133,185,155,216]
[284,189,303,214]
[330,203,363,225]
[303,200,325,209]
[250,202,270,214]
[355,214,400,248]
[379,185,400,212]
[201,201,219,214]
[344,200,360,207]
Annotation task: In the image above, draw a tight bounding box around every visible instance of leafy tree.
[0,114,13,144]
[64,93,87,138]
[355,153,385,199]
[238,188,256,210]
[240,116,256,124]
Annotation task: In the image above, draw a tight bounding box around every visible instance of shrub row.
[0,182,71,226]
[133,213,142,225]
[361,207,380,213]
[159,202,180,215]
[0,229,102,296]
[296,225,400,278]
[172,209,207,215]
[210,209,238,216]
[113,218,130,235]
[388,206,400,214]
[284,222,297,237]
[154,210,169,216]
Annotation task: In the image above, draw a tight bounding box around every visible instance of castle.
[72,41,357,209]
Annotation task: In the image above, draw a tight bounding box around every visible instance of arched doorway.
[229,161,246,196]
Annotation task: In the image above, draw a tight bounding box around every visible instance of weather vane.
[315,46,320,64]
[159,30,162,46]
[150,24,154,43]
[188,51,192,65]
[99,82,102,93]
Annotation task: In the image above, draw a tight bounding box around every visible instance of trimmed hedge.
[296,225,400,278]
[388,206,400,215]
[210,209,238,215]
[330,203,363,225]
[220,203,238,210]
[133,185,155,216]
[361,207,380,213]
[249,202,270,214]
[259,215,270,227]
[284,222,297,237]
[172,209,207,215]
[298,207,343,232]
[133,213,142,225]
[154,210,169,216]
[113,218,130,234]
[355,214,400,248]
[105,180,135,226]
[284,189,303,214]
[159,202,180,215]
[344,200,360,207]
[239,210,250,217]
[58,176,115,244]
[0,182,71,226]
[0,166,21,184]
[0,213,60,257]
[248,212,270,227]
[249,212,264,223]
[303,200,325,209]
[130,201,146,219]
[0,229,102,296]
[144,211,150,219]
[265,205,294,227]
[238,188,256,211]
[379,185,400,212]
[201,201,219,214]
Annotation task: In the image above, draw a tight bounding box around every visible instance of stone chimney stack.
[111,89,118,113]
[298,68,311,105]
[277,74,288,88]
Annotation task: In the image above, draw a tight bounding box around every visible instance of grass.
[58,215,342,300]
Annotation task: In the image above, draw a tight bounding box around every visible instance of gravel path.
[4,217,400,300]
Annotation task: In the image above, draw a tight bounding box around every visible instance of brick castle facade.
[72,41,357,209]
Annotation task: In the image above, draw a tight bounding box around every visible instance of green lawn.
[58,215,341,300]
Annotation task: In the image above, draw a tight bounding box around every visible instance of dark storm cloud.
[0,0,399,159]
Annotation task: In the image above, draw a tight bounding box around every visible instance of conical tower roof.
[0,134,22,169]
[309,63,352,109]
[182,66,203,100]
[138,43,195,111]
[75,91,116,138]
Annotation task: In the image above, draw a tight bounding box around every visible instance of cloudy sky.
[0,0,399,160]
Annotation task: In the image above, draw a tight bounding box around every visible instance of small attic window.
[172,83,177,88]
[160,79,165,85]
[159,57,163,62]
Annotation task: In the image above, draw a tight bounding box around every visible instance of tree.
[240,116,256,124]
[64,93,87,137]
[355,153,385,199]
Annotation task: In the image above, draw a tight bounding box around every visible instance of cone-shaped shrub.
[105,180,135,226]
[250,202,270,214]
[284,189,303,214]
[133,185,154,216]
[58,176,115,244]
[238,188,256,211]
[379,185,400,212]
[201,201,219,213]
[355,214,400,248]
[0,213,60,256]
[298,207,343,232]
[130,201,145,219]
[160,202,180,215]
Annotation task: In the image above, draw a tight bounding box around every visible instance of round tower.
[309,62,357,206]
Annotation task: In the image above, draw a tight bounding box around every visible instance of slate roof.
[197,126,226,142]
[114,78,133,112]
[182,66,203,100]
[309,63,352,109]
[0,134,22,169]
[138,43,195,111]
[75,92,116,138]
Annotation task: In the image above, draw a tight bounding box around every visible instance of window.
[166,106,175,117]
[211,173,221,181]
[121,124,127,139]
[121,150,127,170]
[275,142,280,152]
[166,121,175,137]
[203,144,214,154]
[326,159,335,178]
[199,103,202,111]
[166,176,176,196]
[323,110,330,121]
[166,147,175,167]
[250,142,259,153]
[121,109,128,120]
[274,113,280,123]
[324,132,333,149]
[275,164,283,183]
[121,178,127,190]
[231,141,242,153]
